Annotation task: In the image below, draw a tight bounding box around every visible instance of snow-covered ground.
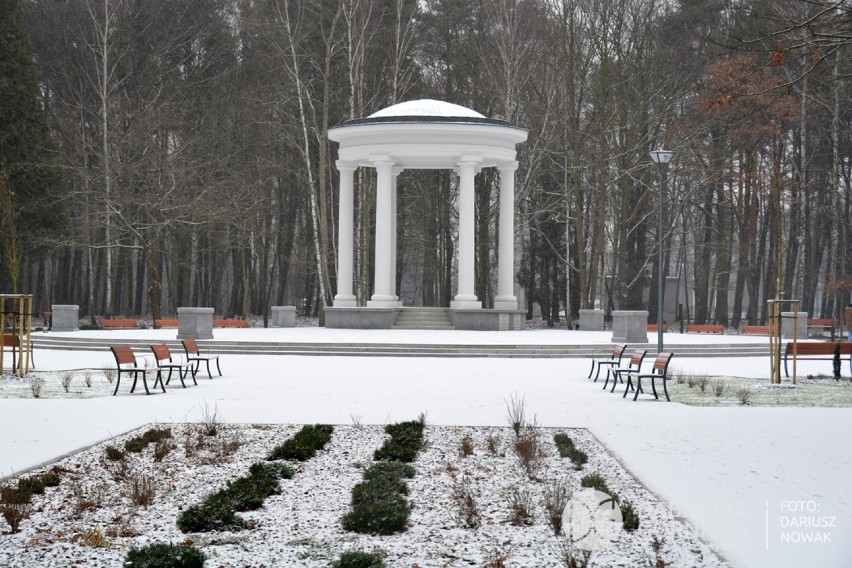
[1,328,850,567]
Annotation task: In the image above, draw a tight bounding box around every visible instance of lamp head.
[649,149,674,165]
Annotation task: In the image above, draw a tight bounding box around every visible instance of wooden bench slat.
[213,319,248,328]
[686,324,724,334]
[784,342,852,377]
[101,319,139,329]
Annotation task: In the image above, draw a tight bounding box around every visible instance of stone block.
[579,309,604,331]
[177,307,214,340]
[611,310,649,343]
[51,305,79,332]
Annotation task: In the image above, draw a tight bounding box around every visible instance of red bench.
[605,349,647,393]
[213,319,248,328]
[647,323,668,332]
[807,319,839,335]
[100,318,139,329]
[154,319,179,328]
[784,342,852,378]
[588,344,627,382]
[686,324,724,334]
[742,325,770,335]
[110,345,162,395]
[182,338,221,379]
[625,352,675,401]
[150,344,195,388]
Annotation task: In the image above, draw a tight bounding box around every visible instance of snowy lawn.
[1,328,850,567]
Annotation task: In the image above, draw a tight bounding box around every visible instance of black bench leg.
[214,358,221,377]
[623,375,633,398]
[661,377,670,402]
[187,367,197,386]
[141,372,151,395]
[610,371,625,393]
[784,355,789,378]
[650,377,659,400]
[113,373,121,396]
[588,361,595,379]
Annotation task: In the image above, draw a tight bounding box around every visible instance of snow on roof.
[368,99,486,119]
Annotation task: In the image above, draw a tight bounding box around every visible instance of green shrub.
[215,463,283,512]
[553,433,575,457]
[341,489,410,534]
[124,436,149,453]
[176,493,247,533]
[373,421,425,463]
[331,550,387,568]
[39,472,61,487]
[105,445,125,461]
[124,542,206,568]
[250,461,294,480]
[17,476,46,496]
[580,473,611,494]
[361,462,415,494]
[267,424,334,461]
[553,433,588,469]
[621,500,640,531]
[142,427,172,443]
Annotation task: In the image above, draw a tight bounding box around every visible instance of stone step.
[393,308,454,330]
[30,335,771,359]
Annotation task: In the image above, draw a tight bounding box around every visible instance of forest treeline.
[1,0,850,327]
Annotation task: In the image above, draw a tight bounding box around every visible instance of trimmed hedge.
[332,551,387,568]
[343,419,425,534]
[124,542,206,568]
[267,424,334,461]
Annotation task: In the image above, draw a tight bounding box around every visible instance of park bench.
[2,333,35,370]
[182,338,221,379]
[588,344,627,382]
[154,319,178,328]
[742,325,769,335]
[686,324,724,334]
[604,349,647,393]
[623,352,675,401]
[784,342,852,378]
[807,318,839,336]
[213,319,248,328]
[150,344,195,388]
[110,345,163,395]
[647,323,668,332]
[100,318,139,329]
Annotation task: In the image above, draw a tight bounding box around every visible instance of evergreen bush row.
[124,427,173,454]
[580,472,640,532]
[177,425,330,534]
[266,424,334,461]
[331,550,387,568]
[342,419,425,535]
[553,432,588,468]
[124,542,206,568]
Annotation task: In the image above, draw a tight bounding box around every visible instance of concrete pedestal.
[782,312,808,339]
[579,309,604,331]
[51,305,79,332]
[612,310,649,343]
[177,307,214,340]
[271,306,296,327]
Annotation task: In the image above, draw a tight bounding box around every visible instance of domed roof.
[368,99,485,119]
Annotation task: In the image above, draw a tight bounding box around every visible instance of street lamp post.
[650,149,674,354]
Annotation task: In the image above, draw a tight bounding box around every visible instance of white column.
[391,168,402,303]
[368,156,397,306]
[494,162,518,310]
[334,162,356,307]
[452,155,482,309]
